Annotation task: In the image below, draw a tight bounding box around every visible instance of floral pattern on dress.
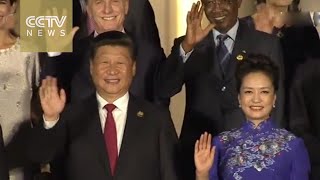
[217,120,296,180]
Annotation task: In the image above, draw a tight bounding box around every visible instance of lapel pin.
[137,111,144,118]
[277,31,283,38]
[236,54,244,61]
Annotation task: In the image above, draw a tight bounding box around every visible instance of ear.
[237,0,242,8]
[124,0,129,15]
[273,93,277,106]
[90,60,93,76]
[11,2,17,13]
[86,3,92,18]
[132,61,136,77]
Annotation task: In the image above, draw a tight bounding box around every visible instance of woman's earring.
[273,104,276,108]
[239,104,241,108]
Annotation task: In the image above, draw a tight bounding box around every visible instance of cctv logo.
[26,16,66,28]
[25,16,67,37]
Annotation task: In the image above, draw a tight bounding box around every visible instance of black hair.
[89,31,136,61]
[288,0,300,12]
[10,0,17,5]
[235,54,279,93]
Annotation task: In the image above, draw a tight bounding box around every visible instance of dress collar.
[243,118,274,132]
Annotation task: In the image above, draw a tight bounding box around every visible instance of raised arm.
[194,132,215,180]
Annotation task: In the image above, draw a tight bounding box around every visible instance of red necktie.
[104,104,118,176]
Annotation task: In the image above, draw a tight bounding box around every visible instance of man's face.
[201,0,241,33]
[87,0,128,33]
[90,45,136,101]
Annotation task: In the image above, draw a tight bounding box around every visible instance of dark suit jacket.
[0,125,9,180]
[28,94,179,180]
[289,60,320,180]
[124,0,161,45]
[157,20,284,180]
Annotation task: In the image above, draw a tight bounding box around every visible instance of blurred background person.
[194,54,310,180]
[290,59,320,180]
[242,0,320,126]
[0,0,40,179]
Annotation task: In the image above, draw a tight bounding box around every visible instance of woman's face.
[0,0,16,30]
[238,71,276,123]
[266,0,293,7]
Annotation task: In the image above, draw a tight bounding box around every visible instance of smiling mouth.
[105,79,120,84]
[102,16,116,21]
[214,16,226,21]
[250,106,264,111]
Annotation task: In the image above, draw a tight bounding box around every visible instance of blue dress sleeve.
[290,138,310,180]
[209,137,221,180]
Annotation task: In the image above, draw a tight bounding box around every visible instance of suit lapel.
[115,95,144,177]
[85,96,113,178]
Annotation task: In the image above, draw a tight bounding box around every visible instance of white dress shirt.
[96,92,129,154]
[44,92,129,154]
[180,20,239,62]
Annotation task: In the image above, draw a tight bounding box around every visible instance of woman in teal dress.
[194,54,310,180]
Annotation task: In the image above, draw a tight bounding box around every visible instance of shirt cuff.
[43,115,59,129]
[47,52,62,57]
[310,12,315,26]
[179,44,193,63]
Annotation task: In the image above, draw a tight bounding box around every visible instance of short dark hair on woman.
[235,54,280,93]
[89,31,136,62]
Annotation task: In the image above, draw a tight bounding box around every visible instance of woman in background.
[242,0,320,127]
[194,54,310,180]
[0,0,40,179]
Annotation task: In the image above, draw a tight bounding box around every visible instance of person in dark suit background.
[157,0,284,179]
[241,0,320,126]
[41,0,165,106]
[124,0,161,45]
[28,31,179,180]
[289,59,320,180]
[78,0,160,43]
[0,125,9,180]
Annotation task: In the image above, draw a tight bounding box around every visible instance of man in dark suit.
[28,31,178,180]
[0,125,9,180]
[289,60,320,180]
[157,0,284,179]
[42,0,165,106]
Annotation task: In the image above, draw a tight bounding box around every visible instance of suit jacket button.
[221,86,226,91]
